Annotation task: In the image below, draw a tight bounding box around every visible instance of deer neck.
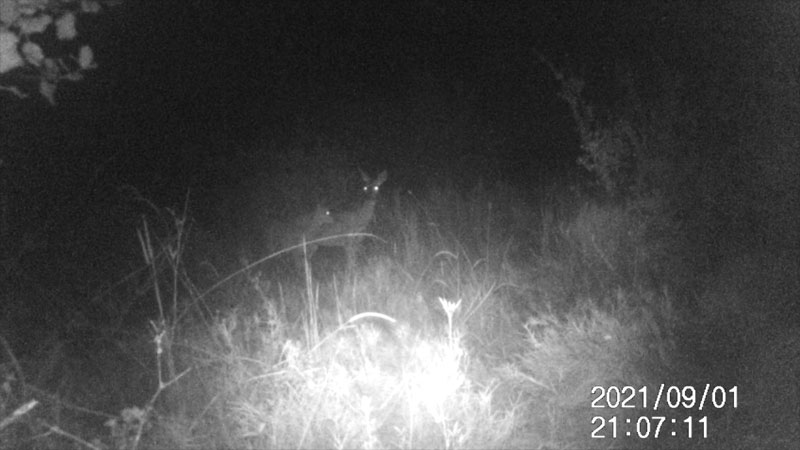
[357,198,377,223]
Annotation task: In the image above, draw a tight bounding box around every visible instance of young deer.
[308,169,388,271]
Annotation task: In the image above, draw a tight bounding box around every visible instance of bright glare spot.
[407,340,467,420]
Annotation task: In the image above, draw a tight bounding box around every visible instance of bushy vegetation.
[1,165,713,449]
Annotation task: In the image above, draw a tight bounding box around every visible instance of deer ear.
[377,170,388,184]
[359,167,369,182]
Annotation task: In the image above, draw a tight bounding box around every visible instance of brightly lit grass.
[1,182,706,450]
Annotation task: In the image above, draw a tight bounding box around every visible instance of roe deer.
[308,169,387,271]
[269,203,333,270]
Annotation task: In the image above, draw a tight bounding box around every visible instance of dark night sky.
[8,3,791,172]
[57,1,682,191]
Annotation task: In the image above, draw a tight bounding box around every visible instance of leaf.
[0,30,22,73]
[55,11,77,40]
[81,0,101,14]
[16,0,48,16]
[17,13,52,35]
[0,0,19,26]
[78,44,94,69]
[21,41,43,66]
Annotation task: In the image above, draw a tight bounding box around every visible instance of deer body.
[267,203,332,270]
[308,170,387,270]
